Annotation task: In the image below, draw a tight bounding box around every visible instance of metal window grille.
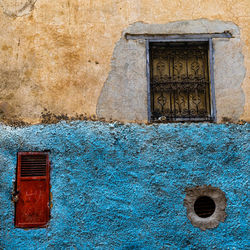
[150,42,212,122]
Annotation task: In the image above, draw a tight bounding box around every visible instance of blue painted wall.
[0,121,249,249]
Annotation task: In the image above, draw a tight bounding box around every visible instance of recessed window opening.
[194,196,215,218]
[149,41,212,122]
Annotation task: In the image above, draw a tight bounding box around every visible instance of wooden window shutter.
[15,152,50,228]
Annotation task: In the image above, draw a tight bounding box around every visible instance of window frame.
[146,38,216,123]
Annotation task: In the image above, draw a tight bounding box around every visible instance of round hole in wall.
[184,186,227,230]
[194,196,215,218]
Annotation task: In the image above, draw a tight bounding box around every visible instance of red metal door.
[15,152,50,228]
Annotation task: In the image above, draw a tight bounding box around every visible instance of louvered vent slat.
[21,155,47,177]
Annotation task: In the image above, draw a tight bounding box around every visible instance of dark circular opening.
[194,196,215,218]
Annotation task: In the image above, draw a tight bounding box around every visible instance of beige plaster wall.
[0,0,249,124]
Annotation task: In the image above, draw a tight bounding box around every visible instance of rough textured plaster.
[97,19,245,123]
[0,121,249,248]
[0,0,37,17]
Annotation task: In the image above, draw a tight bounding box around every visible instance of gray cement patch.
[97,19,245,123]
[97,38,148,123]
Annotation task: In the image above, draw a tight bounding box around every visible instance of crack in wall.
[0,0,37,17]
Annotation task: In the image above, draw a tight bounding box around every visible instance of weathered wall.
[0,0,249,124]
[0,121,249,249]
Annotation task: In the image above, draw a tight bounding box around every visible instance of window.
[149,41,213,122]
[14,152,50,228]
